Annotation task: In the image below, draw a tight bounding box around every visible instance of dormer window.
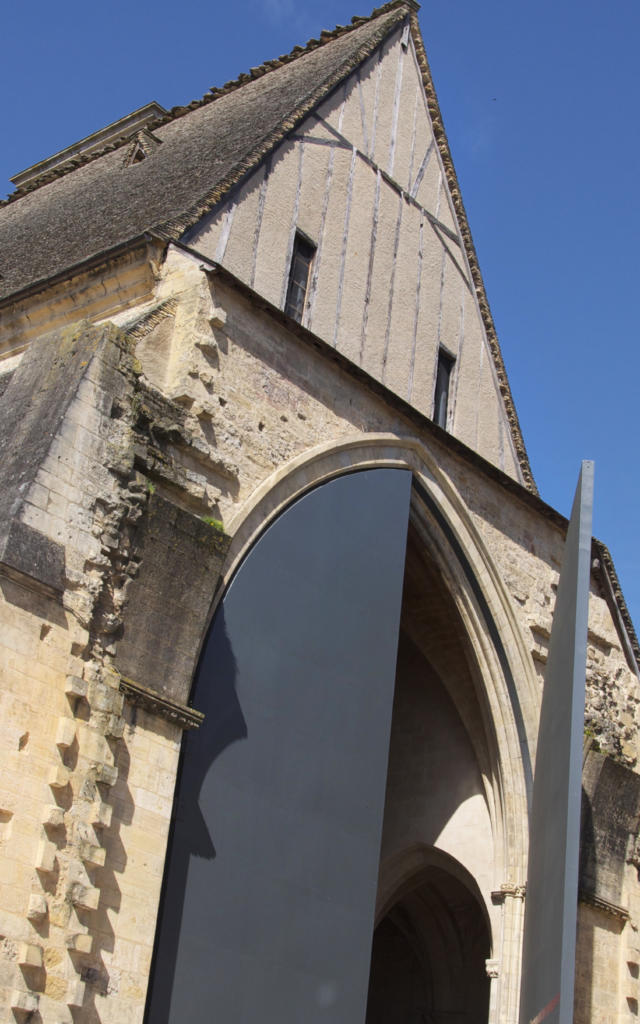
[434,348,455,429]
[123,128,162,168]
[284,233,315,323]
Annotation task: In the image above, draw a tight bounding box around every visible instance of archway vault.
[369,846,493,1024]
[376,844,491,930]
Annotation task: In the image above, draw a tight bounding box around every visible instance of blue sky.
[2,0,639,632]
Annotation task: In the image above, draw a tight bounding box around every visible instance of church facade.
[0,3,639,1021]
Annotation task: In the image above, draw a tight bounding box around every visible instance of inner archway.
[366,514,497,1023]
[366,859,491,1024]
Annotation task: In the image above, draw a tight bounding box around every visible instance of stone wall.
[449,458,640,768]
[0,242,638,1021]
[0,311,229,1019]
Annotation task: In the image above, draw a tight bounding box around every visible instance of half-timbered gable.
[187,16,522,479]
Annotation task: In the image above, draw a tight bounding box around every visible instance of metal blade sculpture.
[519,461,594,1024]
[146,469,412,1023]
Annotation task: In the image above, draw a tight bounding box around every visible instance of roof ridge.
[0,0,413,209]
[161,0,412,119]
[158,4,409,239]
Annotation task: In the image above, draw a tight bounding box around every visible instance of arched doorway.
[145,468,414,1023]
[146,449,532,1023]
[366,854,491,1024]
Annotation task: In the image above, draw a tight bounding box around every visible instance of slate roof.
[0,3,406,304]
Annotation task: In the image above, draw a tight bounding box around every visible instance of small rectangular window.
[433,348,455,429]
[284,233,315,323]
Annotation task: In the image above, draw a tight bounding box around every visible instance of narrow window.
[433,348,455,429]
[285,233,315,323]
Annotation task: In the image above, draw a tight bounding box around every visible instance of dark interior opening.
[366,865,491,1024]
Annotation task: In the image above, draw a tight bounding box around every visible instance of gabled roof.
[0,0,535,491]
[0,3,407,302]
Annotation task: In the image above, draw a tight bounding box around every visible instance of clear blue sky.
[2,0,639,632]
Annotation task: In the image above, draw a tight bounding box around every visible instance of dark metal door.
[146,469,412,1023]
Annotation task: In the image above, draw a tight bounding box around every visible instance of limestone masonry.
[0,3,638,1021]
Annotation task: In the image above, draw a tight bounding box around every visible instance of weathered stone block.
[65,932,93,954]
[42,805,64,828]
[48,765,71,790]
[26,894,48,921]
[581,750,640,908]
[35,840,57,874]
[89,801,112,830]
[67,979,86,1008]
[11,990,39,1012]
[95,763,118,787]
[0,322,128,595]
[65,674,87,700]
[55,718,76,750]
[18,942,43,968]
[80,842,106,868]
[72,883,100,911]
[115,492,230,706]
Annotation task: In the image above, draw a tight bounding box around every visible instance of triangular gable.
[186,6,535,489]
[158,3,410,240]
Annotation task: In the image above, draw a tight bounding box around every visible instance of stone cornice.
[593,539,640,676]
[119,675,204,730]
[579,890,630,921]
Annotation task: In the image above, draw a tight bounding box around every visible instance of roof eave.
[592,539,640,678]
[0,233,165,313]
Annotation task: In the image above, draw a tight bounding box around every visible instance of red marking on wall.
[530,993,560,1024]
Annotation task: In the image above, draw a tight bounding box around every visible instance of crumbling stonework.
[0,310,232,1019]
[450,460,640,766]
[0,3,638,1019]
[1,245,638,1020]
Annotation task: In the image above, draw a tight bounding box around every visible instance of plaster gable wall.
[186,29,521,482]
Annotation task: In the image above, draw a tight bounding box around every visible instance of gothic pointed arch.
[193,435,537,1016]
